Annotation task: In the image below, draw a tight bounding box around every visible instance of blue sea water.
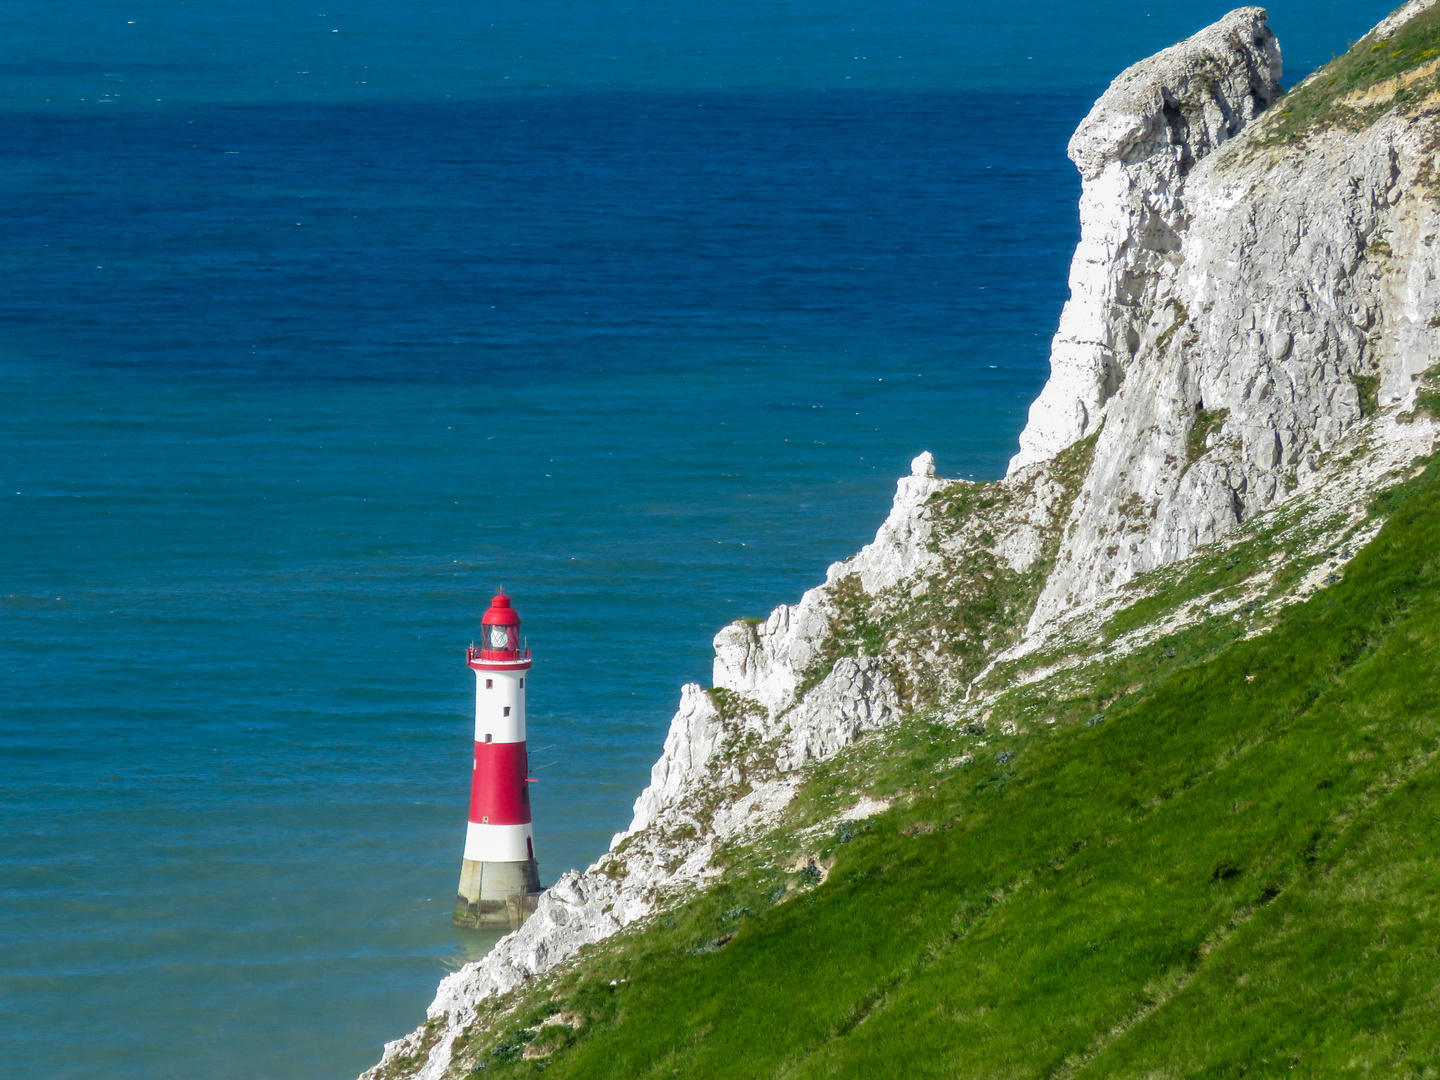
[0,2,1399,1077]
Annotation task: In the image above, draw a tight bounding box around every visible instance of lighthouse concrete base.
[454,857,543,930]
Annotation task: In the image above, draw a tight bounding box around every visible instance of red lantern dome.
[470,593,531,667]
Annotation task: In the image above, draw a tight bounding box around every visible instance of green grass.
[452,454,1440,1079]
[1404,363,1440,423]
[1354,373,1381,418]
[1259,3,1440,143]
[1186,406,1229,468]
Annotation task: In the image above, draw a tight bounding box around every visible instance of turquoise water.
[0,3,1397,1077]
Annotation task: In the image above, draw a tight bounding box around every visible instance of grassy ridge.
[464,459,1440,1077]
[1261,3,1440,142]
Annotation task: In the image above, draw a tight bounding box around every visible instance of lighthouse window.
[519,678,524,688]
[484,734,492,743]
[503,706,511,716]
[485,679,493,689]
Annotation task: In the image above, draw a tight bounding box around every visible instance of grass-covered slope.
[1261,2,1440,142]
[454,456,1440,1078]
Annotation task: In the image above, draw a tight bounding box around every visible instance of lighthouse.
[454,593,543,930]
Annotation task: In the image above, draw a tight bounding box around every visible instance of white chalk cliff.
[365,6,1440,1077]
[1015,2,1440,624]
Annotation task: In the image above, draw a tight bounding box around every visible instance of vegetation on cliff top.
[434,454,1440,1078]
[1260,3,1440,142]
[791,431,1100,710]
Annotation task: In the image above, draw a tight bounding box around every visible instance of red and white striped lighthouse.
[453,592,543,929]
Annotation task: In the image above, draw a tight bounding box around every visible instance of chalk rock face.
[775,656,904,771]
[1010,7,1282,472]
[627,683,723,835]
[1015,3,1440,626]
[711,453,950,716]
[626,656,901,839]
[709,588,828,718]
[845,451,949,593]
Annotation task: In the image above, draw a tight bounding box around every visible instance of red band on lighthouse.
[470,741,531,825]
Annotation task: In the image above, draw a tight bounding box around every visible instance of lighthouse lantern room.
[454,593,543,930]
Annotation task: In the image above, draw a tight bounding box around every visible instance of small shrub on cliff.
[1402,364,1440,424]
[1185,406,1230,468]
[1352,374,1380,417]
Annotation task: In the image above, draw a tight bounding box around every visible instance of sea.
[0,2,1398,1076]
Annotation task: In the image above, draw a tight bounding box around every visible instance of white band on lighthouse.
[463,821,535,862]
[474,668,526,743]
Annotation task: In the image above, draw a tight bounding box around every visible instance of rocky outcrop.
[1009,7,1283,472]
[365,7,1440,1077]
[1014,2,1440,626]
[710,452,946,717]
